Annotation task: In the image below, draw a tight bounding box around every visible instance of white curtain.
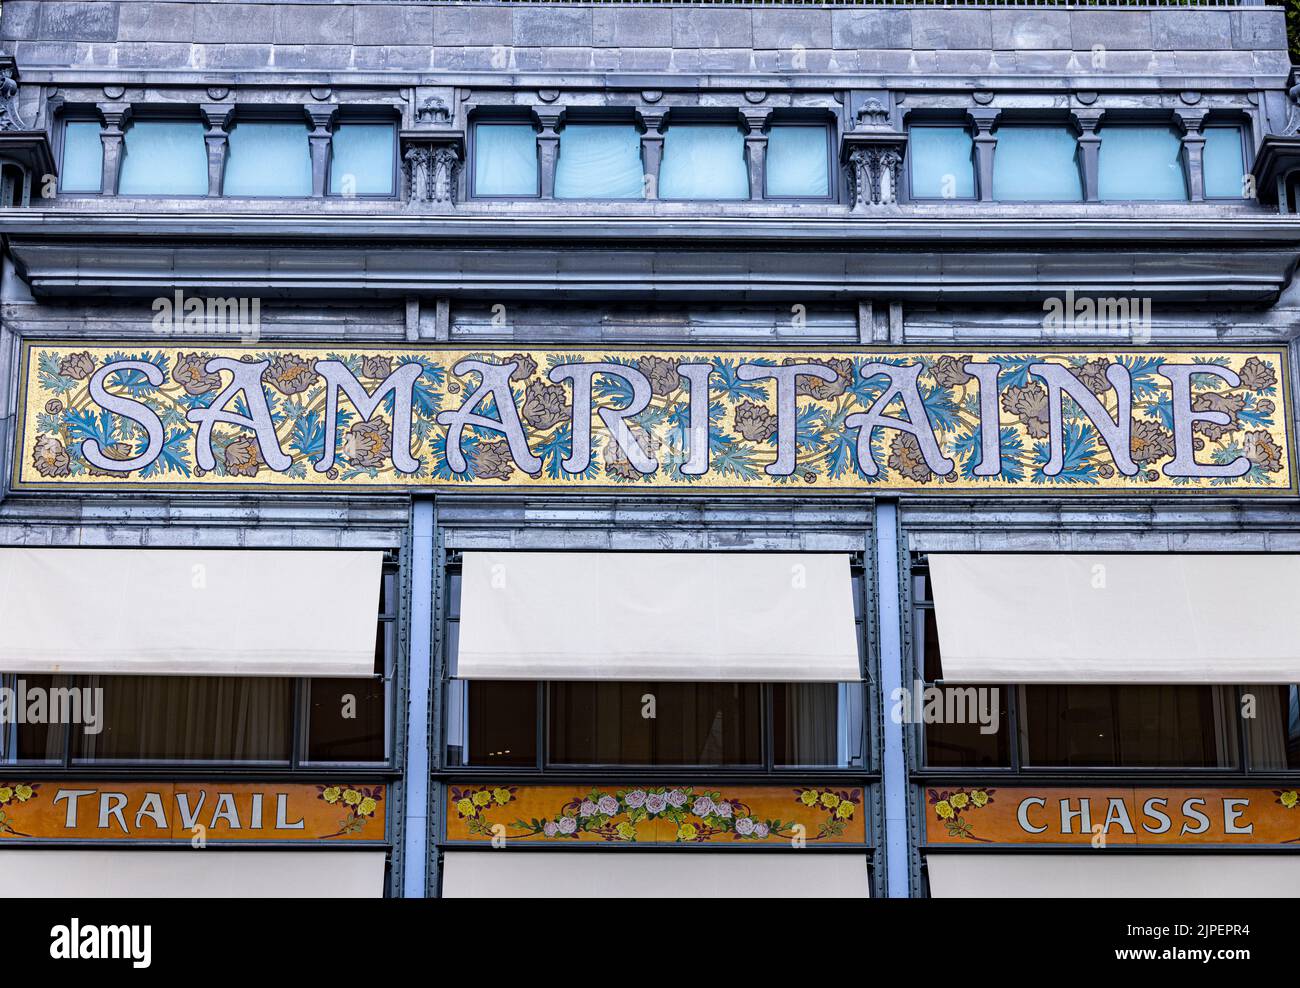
[555,124,644,199]
[474,123,539,196]
[659,125,749,199]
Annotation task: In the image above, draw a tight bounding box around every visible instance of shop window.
[764,124,831,198]
[223,120,313,197]
[908,124,975,200]
[443,556,867,771]
[59,119,103,193]
[1246,685,1300,770]
[991,124,1083,202]
[329,121,397,197]
[554,123,644,200]
[1019,685,1238,769]
[0,559,397,766]
[1202,125,1247,199]
[473,122,539,197]
[118,120,208,196]
[1097,123,1188,201]
[659,123,750,200]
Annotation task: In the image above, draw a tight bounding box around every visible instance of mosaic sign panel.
[0,781,387,843]
[924,785,1300,846]
[12,342,1294,494]
[445,783,867,845]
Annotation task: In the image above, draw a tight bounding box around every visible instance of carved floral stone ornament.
[417,95,451,124]
[0,67,25,131]
[855,97,890,130]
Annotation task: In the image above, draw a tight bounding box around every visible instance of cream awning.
[0,850,387,898]
[442,851,871,897]
[0,548,383,677]
[927,853,1300,898]
[928,553,1300,683]
[455,551,861,681]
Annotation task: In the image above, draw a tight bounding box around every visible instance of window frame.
[656,113,753,203]
[0,552,402,774]
[440,550,873,779]
[988,113,1085,205]
[1199,119,1252,203]
[220,109,316,200]
[903,117,979,204]
[468,113,541,201]
[907,553,1300,781]
[55,112,105,196]
[761,116,837,204]
[115,109,211,200]
[326,110,401,200]
[552,111,647,203]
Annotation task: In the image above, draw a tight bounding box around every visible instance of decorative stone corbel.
[400,130,465,209]
[1174,107,1209,202]
[1071,108,1105,203]
[966,107,1000,202]
[636,107,667,200]
[0,54,55,205]
[740,107,771,201]
[533,106,562,199]
[96,101,132,197]
[199,103,235,198]
[304,104,338,198]
[840,94,907,209]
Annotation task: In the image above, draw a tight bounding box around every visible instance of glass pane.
[909,126,975,199]
[659,124,749,200]
[772,683,863,766]
[992,125,1082,202]
[0,675,68,764]
[223,121,312,196]
[921,682,1012,768]
[448,680,537,767]
[549,682,762,766]
[60,120,103,192]
[555,124,644,199]
[1202,126,1246,199]
[1246,684,1300,770]
[1021,685,1236,768]
[307,677,386,762]
[474,123,538,196]
[73,676,292,762]
[118,121,208,196]
[330,122,396,196]
[915,607,943,683]
[1098,125,1188,201]
[765,125,830,197]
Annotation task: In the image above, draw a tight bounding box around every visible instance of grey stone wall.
[1,2,1288,84]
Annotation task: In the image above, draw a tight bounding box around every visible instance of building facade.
[0,0,1299,898]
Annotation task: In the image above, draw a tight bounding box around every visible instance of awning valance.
[927,853,1300,898]
[442,851,870,898]
[0,850,386,898]
[455,551,861,681]
[0,548,383,677]
[928,554,1300,684]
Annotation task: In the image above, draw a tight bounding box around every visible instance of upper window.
[554,123,644,200]
[118,120,208,196]
[1202,125,1247,200]
[59,119,103,193]
[908,124,975,200]
[473,122,539,197]
[329,121,397,197]
[223,120,313,197]
[764,124,831,199]
[659,123,749,200]
[1098,123,1188,201]
[991,124,1083,202]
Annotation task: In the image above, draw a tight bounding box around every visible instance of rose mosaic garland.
[445,784,867,844]
[13,343,1294,494]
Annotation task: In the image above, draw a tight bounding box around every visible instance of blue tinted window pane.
[766,125,830,198]
[659,124,749,200]
[1098,125,1188,201]
[992,125,1082,202]
[60,121,103,192]
[119,121,208,196]
[555,124,643,199]
[474,123,538,196]
[330,122,396,196]
[223,122,312,196]
[909,126,975,199]
[1203,126,1246,199]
